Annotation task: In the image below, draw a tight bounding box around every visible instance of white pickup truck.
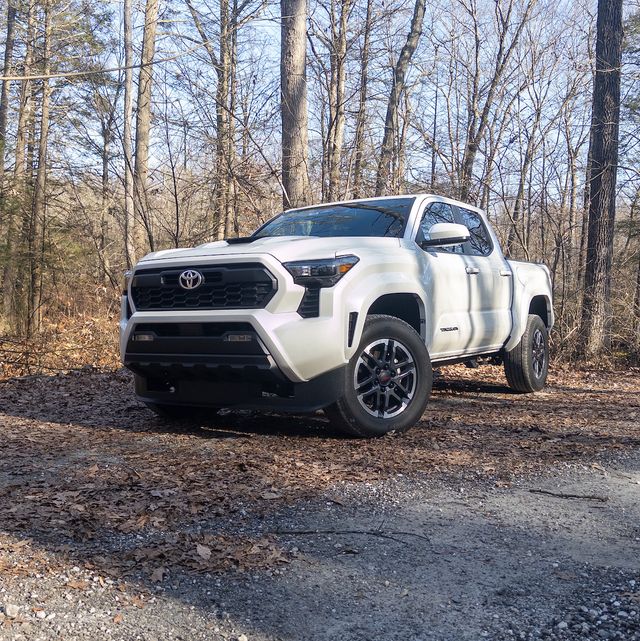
[120,195,553,437]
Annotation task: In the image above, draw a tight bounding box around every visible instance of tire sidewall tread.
[504,314,549,393]
[326,314,432,437]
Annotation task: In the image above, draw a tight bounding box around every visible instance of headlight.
[283,255,359,287]
[122,270,132,295]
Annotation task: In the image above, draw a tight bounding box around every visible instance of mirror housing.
[421,222,470,248]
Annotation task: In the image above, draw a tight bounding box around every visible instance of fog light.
[133,333,155,342]
[224,334,253,342]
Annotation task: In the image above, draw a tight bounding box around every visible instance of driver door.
[416,202,473,358]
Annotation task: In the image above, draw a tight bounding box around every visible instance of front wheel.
[503,314,549,392]
[325,314,432,437]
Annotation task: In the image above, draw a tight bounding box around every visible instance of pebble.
[3,603,20,618]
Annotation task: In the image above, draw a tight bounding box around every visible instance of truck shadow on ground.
[0,367,639,639]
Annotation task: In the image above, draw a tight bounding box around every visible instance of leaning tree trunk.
[578,0,623,360]
[375,0,425,196]
[133,0,160,253]
[281,0,311,209]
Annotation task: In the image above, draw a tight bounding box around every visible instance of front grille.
[131,263,277,311]
[298,287,321,318]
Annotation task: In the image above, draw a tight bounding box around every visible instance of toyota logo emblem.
[178,270,204,290]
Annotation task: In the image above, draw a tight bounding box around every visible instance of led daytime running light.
[284,255,359,287]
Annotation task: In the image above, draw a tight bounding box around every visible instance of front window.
[416,202,463,254]
[253,198,415,239]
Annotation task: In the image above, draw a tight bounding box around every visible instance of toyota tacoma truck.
[120,195,553,437]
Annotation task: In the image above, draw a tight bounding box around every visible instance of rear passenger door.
[416,202,473,358]
[454,206,512,352]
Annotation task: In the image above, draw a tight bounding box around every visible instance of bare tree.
[281,0,311,208]
[123,0,136,266]
[3,0,36,325]
[375,0,425,196]
[458,0,539,203]
[579,0,624,359]
[0,0,17,193]
[27,0,53,335]
[133,0,160,252]
[350,0,373,198]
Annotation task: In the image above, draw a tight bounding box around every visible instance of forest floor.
[0,365,639,641]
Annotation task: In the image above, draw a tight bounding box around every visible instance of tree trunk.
[375,0,425,196]
[0,0,17,193]
[224,0,238,239]
[350,0,372,199]
[634,251,640,357]
[0,0,17,324]
[100,119,112,286]
[133,0,160,252]
[578,0,623,360]
[4,0,35,326]
[281,0,310,209]
[214,0,230,239]
[123,0,136,267]
[326,0,351,201]
[28,0,52,336]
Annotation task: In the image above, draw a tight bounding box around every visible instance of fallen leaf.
[131,595,145,609]
[150,567,166,583]
[66,580,89,590]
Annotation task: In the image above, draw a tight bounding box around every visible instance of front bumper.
[132,366,346,413]
[121,305,349,411]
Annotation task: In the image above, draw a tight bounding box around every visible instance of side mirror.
[420,222,470,248]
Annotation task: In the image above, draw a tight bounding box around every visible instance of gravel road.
[0,367,639,641]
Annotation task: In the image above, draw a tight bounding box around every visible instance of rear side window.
[458,208,493,256]
[416,202,463,254]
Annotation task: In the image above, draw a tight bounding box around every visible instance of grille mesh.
[131,264,277,311]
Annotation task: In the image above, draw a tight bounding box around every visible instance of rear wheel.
[325,315,432,437]
[503,314,549,392]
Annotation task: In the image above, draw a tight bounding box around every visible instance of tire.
[325,314,432,437]
[503,314,549,393]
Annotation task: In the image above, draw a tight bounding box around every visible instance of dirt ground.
[0,364,639,640]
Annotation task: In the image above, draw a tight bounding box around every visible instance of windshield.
[253,197,415,238]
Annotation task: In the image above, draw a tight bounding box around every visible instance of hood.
[138,236,402,264]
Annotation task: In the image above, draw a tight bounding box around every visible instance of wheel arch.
[365,293,424,339]
[505,290,554,353]
[528,295,552,329]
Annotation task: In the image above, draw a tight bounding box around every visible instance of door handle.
[465,267,479,275]
[499,269,512,277]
